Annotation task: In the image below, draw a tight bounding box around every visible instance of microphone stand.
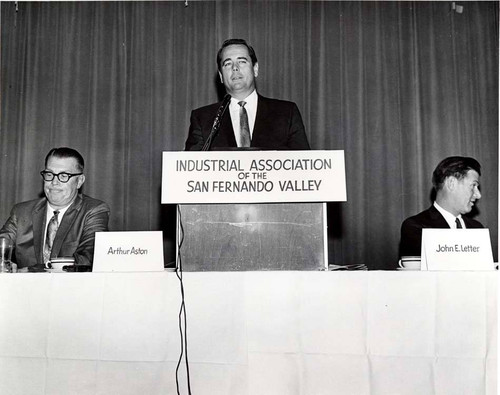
[201,94,231,151]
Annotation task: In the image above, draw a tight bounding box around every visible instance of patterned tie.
[43,210,59,266]
[238,101,251,147]
[455,217,463,229]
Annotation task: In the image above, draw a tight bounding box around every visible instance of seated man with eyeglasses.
[0,147,110,271]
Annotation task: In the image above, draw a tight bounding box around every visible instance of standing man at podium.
[185,38,310,151]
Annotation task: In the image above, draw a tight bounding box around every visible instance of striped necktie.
[43,210,60,266]
[455,217,463,229]
[238,101,251,147]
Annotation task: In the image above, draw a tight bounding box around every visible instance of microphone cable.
[175,94,230,392]
[202,94,231,151]
[175,205,192,395]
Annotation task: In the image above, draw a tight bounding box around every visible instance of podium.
[162,150,346,271]
[178,203,327,271]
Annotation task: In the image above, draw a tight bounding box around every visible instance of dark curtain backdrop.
[1,1,498,269]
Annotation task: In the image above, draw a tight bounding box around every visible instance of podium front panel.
[177,203,327,271]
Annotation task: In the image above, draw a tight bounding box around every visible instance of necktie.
[44,210,59,266]
[455,217,463,229]
[238,101,251,147]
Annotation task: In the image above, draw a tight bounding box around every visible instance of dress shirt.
[229,89,258,141]
[43,203,70,247]
[433,201,465,229]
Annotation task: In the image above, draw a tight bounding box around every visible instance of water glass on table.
[0,238,13,273]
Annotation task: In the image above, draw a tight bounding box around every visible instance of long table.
[0,271,496,394]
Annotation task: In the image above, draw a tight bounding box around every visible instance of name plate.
[161,150,347,204]
[93,231,164,272]
[421,229,494,271]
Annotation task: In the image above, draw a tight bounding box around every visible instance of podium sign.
[162,150,346,204]
[421,229,494,271]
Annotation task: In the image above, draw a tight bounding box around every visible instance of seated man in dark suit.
[400,156,483,257]
[185,38,310,151]
[0,147,110,271]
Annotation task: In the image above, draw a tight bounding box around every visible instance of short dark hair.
[45,147,85,172]
[432,156,481,191]
[216,38,258,72]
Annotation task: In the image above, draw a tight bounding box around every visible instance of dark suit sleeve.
[185,110,205,151]
[287,103,310,150]
[0,206,18,242]
[73,202,110,266]
[400,217,424,257]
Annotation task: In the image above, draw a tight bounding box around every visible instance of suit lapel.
[463,216,481,229]
[428,205,451,228]
[50,195,83,258]
[252,95,268,146]
[32,199,47,265]
[221,110,237,146]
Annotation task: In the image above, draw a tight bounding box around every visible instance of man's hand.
[11,263,29,273]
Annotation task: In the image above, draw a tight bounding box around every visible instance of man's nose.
[51,176,61,185]
[232,62,239,71]
[474,187,481,199]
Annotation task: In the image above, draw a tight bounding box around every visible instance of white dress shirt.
[433,201,465,229]
[228,90,258,145]
[43,203,70,247]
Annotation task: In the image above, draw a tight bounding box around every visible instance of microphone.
[202,94,231,151]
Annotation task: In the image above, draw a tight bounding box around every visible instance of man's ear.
[218,71,223,83]
[444,176,456,191]
[253,62,259,77]
[77,174,86,189]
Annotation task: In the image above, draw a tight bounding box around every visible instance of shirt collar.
[46,201,71,219]
[433,201,463,228]
[229,89,258,109]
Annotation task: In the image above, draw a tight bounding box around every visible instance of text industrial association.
[176,158,332,172]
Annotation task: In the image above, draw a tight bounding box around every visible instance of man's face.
[43,156,85,210]
[218,44,258,99]
[450,170,481,215]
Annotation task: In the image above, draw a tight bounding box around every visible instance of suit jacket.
[185,94,310,150]
[0,194,110,269]
[400,205,483,257]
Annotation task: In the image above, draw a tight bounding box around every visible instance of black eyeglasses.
[40,171,83,183]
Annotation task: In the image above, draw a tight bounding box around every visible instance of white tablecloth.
[0,271,496,394]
